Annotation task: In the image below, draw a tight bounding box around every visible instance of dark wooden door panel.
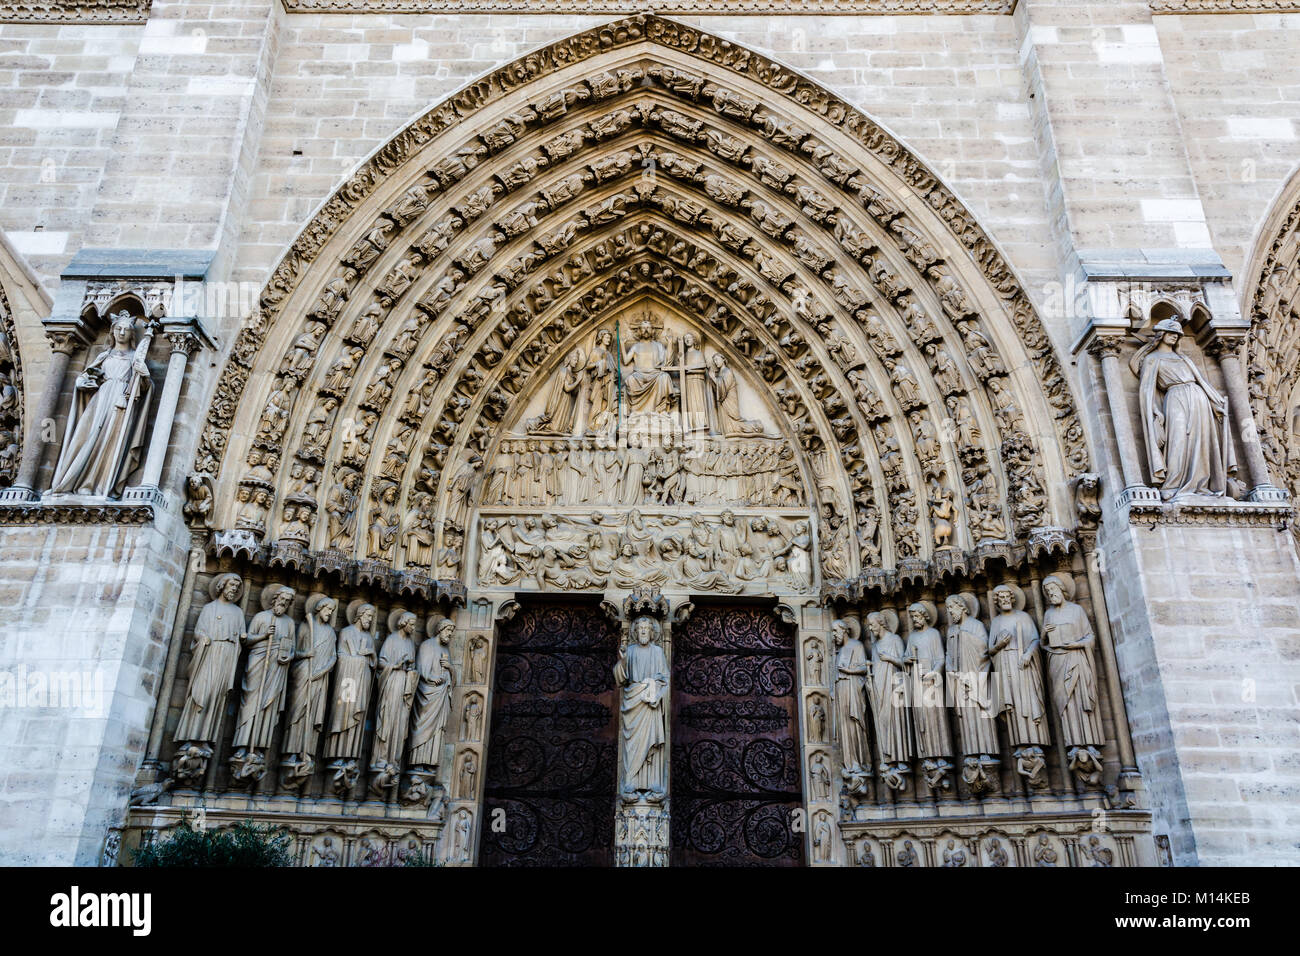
[671,605,804,867]
[480,602,619,867]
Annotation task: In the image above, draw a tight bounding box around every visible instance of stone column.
[1206,335,1288,503]
[124,328,202,503]
[1086,335,1157,504]
[0,329,84,501]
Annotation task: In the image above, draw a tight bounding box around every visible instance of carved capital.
[1085,335,1124,362]
[165,330,203,356]
[45,330,86,355]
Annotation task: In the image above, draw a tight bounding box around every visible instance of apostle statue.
[621,317,676,417]
[989,583,1050,788]
[370,609,419,795]
[1041,574,1105,786]
[944,592,999,793]
[1131,317,1236,500]
[866,609,912,790]
[172,573,246,785]
[614,616,669,803]
[49,311,154,498]
[229,584,297,784]
[280,592,338,787]
[408,617,455,769]
[832,617,871,797]
[324,600,378,797]
[708,354,765,437]
[905,602,953,790]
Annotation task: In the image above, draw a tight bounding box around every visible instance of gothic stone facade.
[0,1,1297,868]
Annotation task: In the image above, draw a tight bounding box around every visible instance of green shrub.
[132,814,292,867]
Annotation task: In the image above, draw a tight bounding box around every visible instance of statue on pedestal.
[832,617,871,797]
[324,600,377,798]
[280,593,338,789]
[369,610,419,796]
[905,601,953,792]
[49,312,154,498]
[173,573,246,787]
[407,617,455,781]
[614,616,669,804]
[1041,574,1105,786]
[1131,317,1236,500]
[229,584,297,785]
[866,609,912,791]
[944,592,999,794]
[989,583,1049,788]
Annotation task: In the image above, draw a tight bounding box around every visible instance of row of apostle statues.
[171,573,457,804]
[831,574,1104,797]
[482,435,804,509]
[476,509,815,593]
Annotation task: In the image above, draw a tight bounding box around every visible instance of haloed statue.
[49,311,155,498]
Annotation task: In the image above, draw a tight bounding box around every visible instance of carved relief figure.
[1132,317,1236,500]
[49,313,154,497]
[1041,574,1105,785]
[408,618,455,769]
[621,317,676,416]
[614,616,669,803]
[832,617,872,796]
[230,584,297,783]
[709,353,763,437]
[173,573,246,782]
[281,593,339,785]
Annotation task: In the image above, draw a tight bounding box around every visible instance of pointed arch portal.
[193,16,1089,606]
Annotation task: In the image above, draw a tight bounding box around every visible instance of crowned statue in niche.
[49,311,155,498]
[1131,317,1236,500]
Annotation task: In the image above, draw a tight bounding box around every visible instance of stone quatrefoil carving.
[191,16,1090,591]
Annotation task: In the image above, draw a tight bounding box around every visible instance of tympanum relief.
[473,307,822,595]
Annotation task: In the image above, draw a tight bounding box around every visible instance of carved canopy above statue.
[192,15,1089,595]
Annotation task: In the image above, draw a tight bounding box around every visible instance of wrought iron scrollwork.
[480,602,619,867]
[671,605,803,867]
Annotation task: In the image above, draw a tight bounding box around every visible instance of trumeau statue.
[944,592,999,793]
[905,601,953,790]
[281,593,338,787]
[614,616,669,804]
[866,609,912,791]
[173,573,246,784]
[832,617,871,797]
[230,584,297,784]
[324,600,378,795]
[1041,574,1105,786]
[989,583,1050,788]
[48,312,154,498]
[1131,317,1236,500]
[408,617,455,769]
[370,610,419,794]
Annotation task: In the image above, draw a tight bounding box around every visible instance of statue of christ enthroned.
[621,316,677,416]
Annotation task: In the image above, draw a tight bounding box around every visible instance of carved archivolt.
[0,280,23,490]
[1246,169,1300,508]
[193,16,1089,595]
